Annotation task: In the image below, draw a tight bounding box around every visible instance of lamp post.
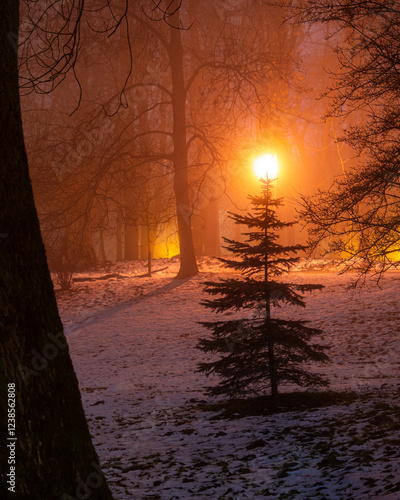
[253,153,278,184]
[253,153,279,399]
[253,153,279,317]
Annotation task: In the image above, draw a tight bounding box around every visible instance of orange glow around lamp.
[253,153,278,181]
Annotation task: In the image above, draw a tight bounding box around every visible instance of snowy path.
[59,260,400,499]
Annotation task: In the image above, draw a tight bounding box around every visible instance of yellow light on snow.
[253,153,278,180]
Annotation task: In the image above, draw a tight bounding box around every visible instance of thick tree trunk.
[0,4,113,499]
[98,230,107,262]
[125,224,139,260]
[140,225,148,260]
[169,14,199,279]
[204,200,221,256]
[116,224,123,261]
[147,226,152,277]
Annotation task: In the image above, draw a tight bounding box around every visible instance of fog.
[20,0,350,275]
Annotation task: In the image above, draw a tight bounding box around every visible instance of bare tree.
[1,0,186,495]
[125,0,298,276]
[296,1,400,282]
[23,1,300,281]
[0,1,115,497]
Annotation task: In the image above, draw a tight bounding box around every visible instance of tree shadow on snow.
[198,390,365,420]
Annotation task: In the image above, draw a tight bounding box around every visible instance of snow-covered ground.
[56,258,400,499]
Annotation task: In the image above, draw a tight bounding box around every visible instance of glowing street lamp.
[252,154,279,321]
[253,153,278,181]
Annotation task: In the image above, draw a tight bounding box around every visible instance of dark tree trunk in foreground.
[0,3,113,499]
[169,11,199,279]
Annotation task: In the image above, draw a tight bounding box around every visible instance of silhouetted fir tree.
[197,178,329,400]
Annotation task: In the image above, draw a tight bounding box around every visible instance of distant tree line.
[23,0,309,280]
